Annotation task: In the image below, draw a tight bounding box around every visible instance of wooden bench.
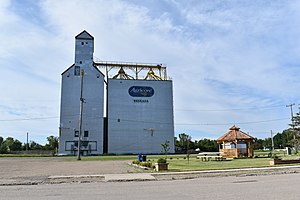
[254,152,272,158]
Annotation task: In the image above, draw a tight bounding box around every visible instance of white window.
[74,130,79,137]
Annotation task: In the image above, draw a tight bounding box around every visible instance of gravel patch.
[0,157,142,185]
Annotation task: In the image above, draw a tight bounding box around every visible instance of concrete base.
[270,159,300,165]
[155,163,169,171]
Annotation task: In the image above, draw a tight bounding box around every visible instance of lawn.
[81,154,300,171]
[0,154,53,157]
[81,155,138,161]
[166,157,271,171]
[1,153,299,172]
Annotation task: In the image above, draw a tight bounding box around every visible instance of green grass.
[81,155,138,161]
[166,157,271,171]
[78,154,281,171]
[0,154,54,157]
[164,154,300,171]
[1,153,299,172]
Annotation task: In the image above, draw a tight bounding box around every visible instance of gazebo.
[217,125,254,158]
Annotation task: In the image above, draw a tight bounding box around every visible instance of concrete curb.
[104,174,156,182]
[151,165,300,180]
[48,175,105,184]
[47,173,156,184]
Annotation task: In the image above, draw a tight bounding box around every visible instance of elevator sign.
[128,86,154,97]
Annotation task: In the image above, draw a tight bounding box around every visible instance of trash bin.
[138,154,142,162]
[142,155,147,162]
[286,147,292,155]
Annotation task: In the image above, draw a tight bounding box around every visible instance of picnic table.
[197,152,223,161]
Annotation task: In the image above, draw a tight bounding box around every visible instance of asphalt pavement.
[2,173,300,200]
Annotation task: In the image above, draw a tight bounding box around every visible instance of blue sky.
[1,0,300,144]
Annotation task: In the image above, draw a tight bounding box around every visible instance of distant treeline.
[174,129,298,153]
[0,136,58,154]
[0,127,298,154]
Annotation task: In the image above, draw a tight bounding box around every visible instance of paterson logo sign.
[128,86,154,97]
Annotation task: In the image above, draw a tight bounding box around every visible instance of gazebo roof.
[217,125,254,143]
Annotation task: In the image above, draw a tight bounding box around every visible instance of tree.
[0,136,7,153]
[177,133,193,153]
[161,140,170,158]
[195,139,218,152]
[281,129,294,147]
[287,106,300,152]
[2,137,22,152]
[45,136,58,151]
[29,141,43,150]
[292,108,300,132]
[253,138,264,150]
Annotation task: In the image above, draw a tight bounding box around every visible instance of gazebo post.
[235,140,238,158]
[248,141,253,157]
[222,141,225,156]
[247,141,250,157]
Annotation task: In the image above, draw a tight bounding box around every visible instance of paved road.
[1,173,300,200]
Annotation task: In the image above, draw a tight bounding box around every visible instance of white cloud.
[1,0,299,143]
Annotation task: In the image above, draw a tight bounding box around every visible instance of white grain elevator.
[59,31,174,155]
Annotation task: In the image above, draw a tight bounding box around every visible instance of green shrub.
[271,154,279,159]
[132,160,140,165]
[157,158,167,163]
[140,162,152,168]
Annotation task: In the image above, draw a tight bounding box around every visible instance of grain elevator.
[59,31,174,155]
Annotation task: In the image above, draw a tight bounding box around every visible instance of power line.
[0,114,80,122]
[0,116,59,122]
[175,104,287,112]
[0,115,290,126]
[175,118,290,126]
[106,117,289,126]
[0,109,292,127]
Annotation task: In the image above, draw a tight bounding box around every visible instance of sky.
[1,0,300,144]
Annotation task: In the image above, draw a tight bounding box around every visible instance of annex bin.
[142,155,147,162]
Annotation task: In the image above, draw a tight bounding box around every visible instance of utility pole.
[271,130,274,152]
[26,132,29,152]
[77,69,84,161]
[103,65,108,154]
[286,103,296,152]
[286,103,295,125]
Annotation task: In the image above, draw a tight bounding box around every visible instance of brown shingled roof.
[217,125,254,143]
